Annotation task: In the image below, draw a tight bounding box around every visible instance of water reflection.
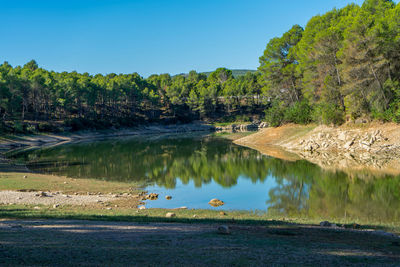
[10,135,400,222]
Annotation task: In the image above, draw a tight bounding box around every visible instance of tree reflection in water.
[11,136,400,222]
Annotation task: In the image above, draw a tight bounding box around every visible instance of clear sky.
[0,0,383,77]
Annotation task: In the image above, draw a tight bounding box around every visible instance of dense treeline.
[0,60,264,133]
[1,0,400,133]
[260,0,400,126]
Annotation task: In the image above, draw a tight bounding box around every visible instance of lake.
[10,134,400,223]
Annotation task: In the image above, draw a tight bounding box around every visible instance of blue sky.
[0,0,383,77]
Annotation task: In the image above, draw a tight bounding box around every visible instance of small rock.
[34,206,41,210]
[166,212,176,218]
[217,225,230,235]
[219,211,226,216]
[23,175,27,179]
[16,197,22,200]
[138,206,146,210]
[320,221,331,227]
[165,195,172,200]
[145,193,159,200]
[63,182,68,184]
[106,207,112,210]
[344,139,354,149]
[209,198,225,207]
[39,191,48,197]
[114,205,118,208]
[53,204,59,208]
[193,215,198,218]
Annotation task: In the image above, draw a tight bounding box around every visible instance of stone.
[344,140,354,150]
[106,207,112,210]
[193,215,198,218]
[208,198,225,207]
[338,131,347,141]
[219,211,226,216]
[34,206,41,210]
[320,221,331,227]
[39,191,48,197]
[145,193,159,200]
[166,212,176,218]
[138,206,146,210]
[23,175,27,179]
[217,225,230,235]
[165,195,172,200]
[53,204,59,208]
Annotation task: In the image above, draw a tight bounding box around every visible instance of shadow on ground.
[0,214,399,266]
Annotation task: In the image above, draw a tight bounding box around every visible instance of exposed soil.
[0,190,134,206]
[0,219,399,266]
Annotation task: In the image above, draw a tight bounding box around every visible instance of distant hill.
[175,69,257,78]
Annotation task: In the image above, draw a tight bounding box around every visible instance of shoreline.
[234,122,400,176]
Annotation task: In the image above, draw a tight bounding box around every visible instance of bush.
[265,102,285,127]
[283,101,312,124]
[312,103,345,125]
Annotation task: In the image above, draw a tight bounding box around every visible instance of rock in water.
[208,198,225,207]
[217,225,230,235]
[145,193,159,200]
[166,212,176,218]
[165,195,172,200]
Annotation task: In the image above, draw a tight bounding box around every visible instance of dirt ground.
[0,219,399,266]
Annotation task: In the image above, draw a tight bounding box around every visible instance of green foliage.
[0,62,266,132]
[312,103,345,125]
[259,0,400,126]
[283,101,313,125]
[265,102,285,127]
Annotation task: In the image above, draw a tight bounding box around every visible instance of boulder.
[208,198,225,207]
[217,225,230,235]
[166,212,176,218]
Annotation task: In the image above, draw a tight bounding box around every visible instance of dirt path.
[0,219,399,266]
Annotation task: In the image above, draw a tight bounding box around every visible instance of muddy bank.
[235,123,400,175]
[0,123,217,153]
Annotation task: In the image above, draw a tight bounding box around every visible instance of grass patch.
[0,172,142,194]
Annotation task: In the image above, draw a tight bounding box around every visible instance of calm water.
[10,134,400,223]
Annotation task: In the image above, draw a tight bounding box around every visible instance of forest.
[1,0,399,133]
